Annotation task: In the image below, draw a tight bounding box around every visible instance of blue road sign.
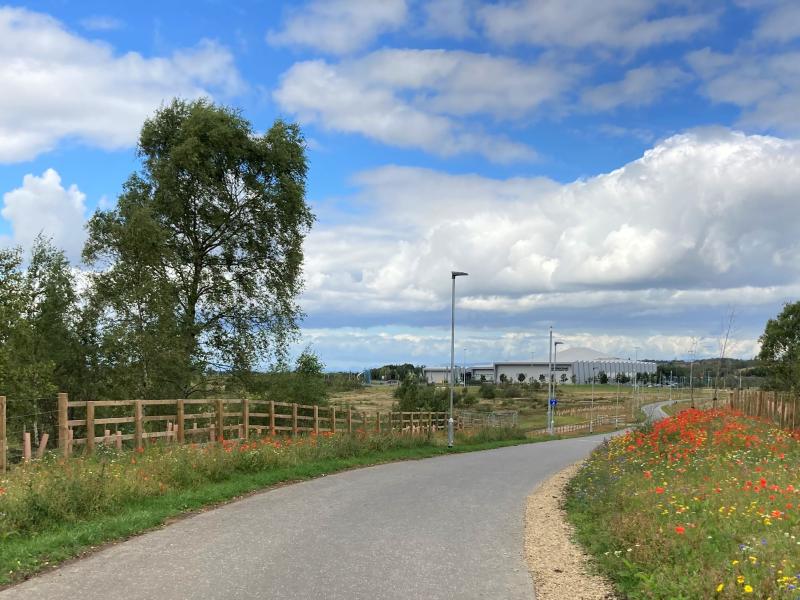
[549,398,557,407]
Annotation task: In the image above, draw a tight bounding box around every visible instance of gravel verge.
[524,462,617,600]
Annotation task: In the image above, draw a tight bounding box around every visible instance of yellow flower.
[744,584,753,593]
[716,583,724,592]
[737,575,745,584]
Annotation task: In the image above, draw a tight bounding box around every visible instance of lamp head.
[451,271,469,278]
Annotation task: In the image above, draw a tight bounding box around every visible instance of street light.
[449,271,468,448]
[633,346,641,415]
[591,366,597,433]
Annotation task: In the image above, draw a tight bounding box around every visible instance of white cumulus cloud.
[303,129,800,318]
[478,0,716,50]
[274,49,574,162]
[1,169,88,262]
[267,0,408,55]
[0,7,244,163]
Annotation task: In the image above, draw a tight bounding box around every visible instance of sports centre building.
[423,347,656,385]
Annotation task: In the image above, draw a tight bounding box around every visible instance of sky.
[1,1,800,370]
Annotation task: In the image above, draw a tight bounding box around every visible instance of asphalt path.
[4,403,674,600]
[641,398,681,422]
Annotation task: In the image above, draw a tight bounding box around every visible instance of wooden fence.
[0,393,457,470]
[728,388,799,430]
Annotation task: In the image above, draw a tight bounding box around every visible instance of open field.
[330,384,717,433]
[565,407,800,598]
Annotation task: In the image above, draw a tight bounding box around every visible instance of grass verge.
[564,408,800,599]
[0,427,546,586]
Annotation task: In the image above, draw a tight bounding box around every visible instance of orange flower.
[674,526,685,534]
[643,471,652,479]
[655,486,665,494]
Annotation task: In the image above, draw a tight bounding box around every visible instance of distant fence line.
[0,394,517,472]
[531,413,620,436]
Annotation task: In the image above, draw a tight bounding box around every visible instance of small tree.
[499,373,508,384]
[560,373,567,384]
[517,372,526,383]
[759,301,800,391]
[599,371,608,384]
[538,373,546,384]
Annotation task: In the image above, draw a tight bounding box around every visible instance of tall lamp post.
[552,340,563,433]
[547,327,553,435]
[591,366,597,433]
[449,271,468,448]
[689,350,695,409]
[633,346,640,416]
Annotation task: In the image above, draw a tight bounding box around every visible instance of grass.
[0,426,542,586]
[565,408,800,599]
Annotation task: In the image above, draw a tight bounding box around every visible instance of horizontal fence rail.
[1,394,515,468]
[729,389,799,430]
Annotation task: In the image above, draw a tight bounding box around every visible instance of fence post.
[242,399,249,440]
[0,396,5,473]
[292,403,298,436]
[134,400,143,451]
[23,431,31,462]
[362,411,367,431]
[375,411,380,433]
[269,401,276,436]
[313,405,319,435]
[86,401,96,453]
[347,407,352,433]
[331,406,336,434]
[216,399,224,442]
[176,399,185,444]
[58,392,69,458]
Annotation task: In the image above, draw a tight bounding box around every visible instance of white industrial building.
[422,347,656,385]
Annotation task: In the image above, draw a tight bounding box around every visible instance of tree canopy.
[84,99,313,396]
[758,301,800,391]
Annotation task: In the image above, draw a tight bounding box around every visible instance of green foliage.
[478,383,495,399]
[370,363,422,381]
[249,350,327,405]
[324,373,363,393]
[0,238,86,427]
[758,300,800,391]
[598,371,609,384]
[83,98,313,396]
[393,376,448,411]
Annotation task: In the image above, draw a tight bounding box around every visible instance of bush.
[393,376,448,411]
[478,383,495,399]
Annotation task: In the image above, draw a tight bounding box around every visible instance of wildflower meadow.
[567,408,800,599]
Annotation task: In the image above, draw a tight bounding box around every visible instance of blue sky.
[2,1,800,370]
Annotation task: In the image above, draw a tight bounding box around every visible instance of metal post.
[633,346,640,415]
[448,271,468,448]
[552,340,563,433]
[547,327,553,435]
[591,366,596,433]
